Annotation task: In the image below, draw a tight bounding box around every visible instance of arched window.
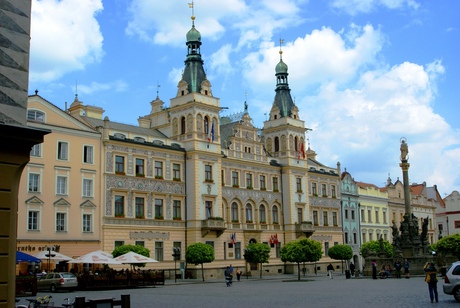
[180,116,186,134]
[27,110,45,123]
[231,202,238,221]
[259,205,266,223]
[294,136,298,151]
[272,205,279,224]
[204,116,209,134]
[274,137,280,152]
[245,204,253,222]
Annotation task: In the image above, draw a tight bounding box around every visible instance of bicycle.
[17,295,53,308]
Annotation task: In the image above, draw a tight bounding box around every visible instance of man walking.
[327,263,334,279]
[394,259,402,279]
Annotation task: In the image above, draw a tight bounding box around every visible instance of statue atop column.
[400,138,409,161]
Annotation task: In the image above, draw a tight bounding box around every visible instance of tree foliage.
[328,244,353,261]
[434,234,460,260]
[243,243,271,278]
[360,240,394,258]
[185,242,215,281]
[280,238,322,280]
[112,244,151,268]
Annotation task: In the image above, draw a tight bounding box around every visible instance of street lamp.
[172,247,181,283]
[45,246,56,272]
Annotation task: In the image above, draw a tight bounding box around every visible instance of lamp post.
[172,247,181,283]
[45,246,56,272]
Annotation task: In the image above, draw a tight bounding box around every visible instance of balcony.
[295,221,315,238]
[201,218,226,237]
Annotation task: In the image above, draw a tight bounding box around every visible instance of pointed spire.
[273,38,294,117]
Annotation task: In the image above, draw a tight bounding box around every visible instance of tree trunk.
[260,263,262,279]
[297,263,301,280]
[201,263,205,281]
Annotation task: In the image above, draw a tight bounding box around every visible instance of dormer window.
[27,110,44,123]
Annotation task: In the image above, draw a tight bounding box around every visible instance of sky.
[28,0,460,197]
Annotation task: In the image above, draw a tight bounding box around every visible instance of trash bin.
[345,270,351,279]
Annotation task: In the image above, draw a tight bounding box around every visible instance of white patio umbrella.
[68,250,122,264]
[114,251,158,264]
[33,251,73,262]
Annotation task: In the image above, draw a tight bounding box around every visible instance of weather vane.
[156,81,161,98]
[188,1,194,18]
[279,38,284,59]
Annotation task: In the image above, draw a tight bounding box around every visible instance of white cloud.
[29,0,104,82]
[330,0,420,15]
[76,80,128,95]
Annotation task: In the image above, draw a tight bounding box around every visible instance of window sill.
[115,171,125,175]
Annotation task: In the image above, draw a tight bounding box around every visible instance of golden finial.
[188,1,195,23]
[279,38,284,59]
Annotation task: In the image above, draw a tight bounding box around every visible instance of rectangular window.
[455,221,460,229]
[275,242,281,258]
[345,209,349,219]
[260,175,266,190]
[205,241,214,248]
[324,242,329,256]
[331,185,336,197]
[297,208,303,224]
[368,210,372,223]
[221,170,225,185]
[353,233,357,244]
[173,200,181,219]
[28,173,40,192]
[246,173,253,188]
[333,212,338,226]
[155,199,163,218]
[83,214,92,232]
[173,163,181,180]
[56,176,67,195]
[235,242,241,259]
[57,141,69,160]
[155,242,164,261]
[312,183,317,195]
[383,212,387,224]
[135,158,145,176]
[115,156,125,173]
[351,210,355,220]
[155,161,163,178]
[232,171,239,187]
[115,196,124,217]
[323,211,328,226]
[369,233,373,241]
[313,210,318,225]
[361,209,365,222]
[114,241,124,248]
[56,213,66,232]
[272,206,279,224]
[344,232,349,244]
[83,145,93,164]
[28,211,39,230]
[82,179,93,197]
[135,241,145,247]
[296,178,302,192]
[273,177,278,192]
[321,184,327,197]
[31,144,41,157]
[375,210,379,223]
[135,197,145,218]
[205,165,213,182]
[205,201,212,219]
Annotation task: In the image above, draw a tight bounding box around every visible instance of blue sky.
[29,0,459,196]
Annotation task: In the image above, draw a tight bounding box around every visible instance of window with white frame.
[173,163,181,180]
[296,178,302,192]
[272,206,279,224]
[297,208,303,223]
[259,205,266,223]
[205,201,212,218]
[273,177,278,191]
[313,211,318,225]
[30,144,41,157]
[56,176,67,195]
[27,110,44,122]
[28,173,40,192]
[312,182,317,195]
[135,197,145,218]
[155,242,164,261]
[56,212,66,231]
[260,175,266,190]
[57,141,68,160]
[245,203,253,222]
[205,165,212,182]
[82,179,93,197]
[28,211,39,230]
[333,212,338,226]
[232,171,239,187]
[321,184,327,196]
[323,211,328,226]
[173,200,181,219]
[83,214,92,232]
[246,173,253,188]
[331,185,336,197]
[83,145,93,164]
[231,202,238,221]
[115,155,125,173]
[115,195,124,217]
[155,199,163,218]
[155,161,163,178]
[135,158,145,176]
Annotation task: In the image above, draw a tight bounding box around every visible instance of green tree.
[280,238,322,280]
[434,234,460,260]
[185,242,215,281]
[360,240,394,258]
[112,244,151,268]
[328,244,353,273]
[243,243,271,279]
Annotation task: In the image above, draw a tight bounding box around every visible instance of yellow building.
[17,94,102,271]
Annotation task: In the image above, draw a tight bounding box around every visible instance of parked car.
[37,272,78,292]
[443,261,460,302]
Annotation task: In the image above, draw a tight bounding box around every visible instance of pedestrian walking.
[424,262,438,303]
[404,259,410,278]
[350,262,355,278]
[327,263,334,279]
[224,266,233,287]
[372,260,377,279]
[235,268,241,281]
[394,259,402,279]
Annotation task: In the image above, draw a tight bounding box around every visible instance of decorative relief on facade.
[147,157,153,177]
[127,153,133,175]
[127,191,133,216]
[222,187,278,204]
[147,193,153,218]
[166,194,171,219]
[106,152,113,172]
[198,155,218,162]
[130,231,170,240]
[106,190,112,215]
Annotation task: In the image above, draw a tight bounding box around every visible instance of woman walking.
[424,262,438,303]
